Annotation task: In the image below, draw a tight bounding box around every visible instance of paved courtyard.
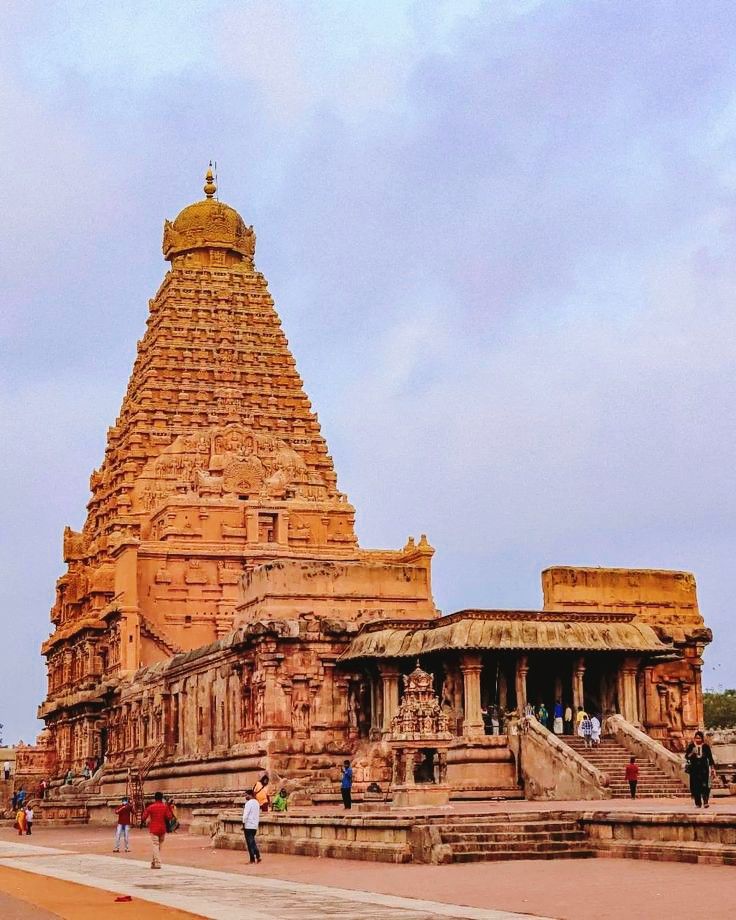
[0,838,536,920]
[0,804,735,920]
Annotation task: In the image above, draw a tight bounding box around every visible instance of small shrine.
[388,662,453,807]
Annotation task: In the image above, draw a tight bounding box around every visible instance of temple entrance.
[582,654,619,718]
[525,652,573,724]
[479,652,516,725]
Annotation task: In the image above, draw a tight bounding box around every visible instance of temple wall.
[542,567,703,630]
[237,559,436,623]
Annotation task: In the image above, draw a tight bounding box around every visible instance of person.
[242,790,262,864]
[12,790,18,810]
[15,806,26,836]
[165,798,179,833]
[113,796,133,852]
[3,761,10,781]
[490,706,501,736]
[553,700,564,735]
[537,703,549,728]
[524,702,535,719]
[590,714,602,746]
[576,707,588,737]
[24,804,34,835]
[341,759,353,810]
[481,707,492,735]
[685,730,716,808]
[625,757,639,799]
[252,774,270,811]
[272,788,288,813]
[564,705,573,735]
[39,779,48,800]
[16,787,26,808]
[82,764,91,780]
[141,791,174,869]
[580,713,593,748]
[65,769,75,785]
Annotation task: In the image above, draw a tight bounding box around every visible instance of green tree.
[704,689,736,728]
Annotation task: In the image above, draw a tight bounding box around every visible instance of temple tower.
[40,169,435,773]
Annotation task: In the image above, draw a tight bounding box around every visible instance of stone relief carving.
[133,424,329,511]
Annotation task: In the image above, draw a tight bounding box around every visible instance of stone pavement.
[0,840,542,920]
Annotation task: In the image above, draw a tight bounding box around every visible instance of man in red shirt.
[113,796,133,852]
[625,757,639,799]
[142,791,174,869]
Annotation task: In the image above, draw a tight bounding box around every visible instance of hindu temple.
[29,169,713,815]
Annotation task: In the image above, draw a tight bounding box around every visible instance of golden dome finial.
[204,162,217,199]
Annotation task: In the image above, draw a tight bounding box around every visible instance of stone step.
[450,838,587,854]
[597,840,736,866]
[453,847,595,862]
[431,812,573,826]
[443,830,585,845]
[441,821,582,835]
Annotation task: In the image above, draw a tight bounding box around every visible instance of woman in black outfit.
[685,730,716,808]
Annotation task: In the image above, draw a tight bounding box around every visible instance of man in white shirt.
[242,790,261,864]
[3,761,10,781]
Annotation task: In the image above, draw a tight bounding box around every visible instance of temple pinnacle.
[204,162,217,199]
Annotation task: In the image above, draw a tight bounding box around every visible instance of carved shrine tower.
[40,169,435,773]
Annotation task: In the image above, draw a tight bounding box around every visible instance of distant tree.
[704,689,736,728]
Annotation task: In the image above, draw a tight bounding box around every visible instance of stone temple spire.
[80,173,344,543]
[45,171,356,672]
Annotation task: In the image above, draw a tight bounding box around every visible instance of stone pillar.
[369,674,383,739]
[245,509,259,544]
[572,655,585,712]
[620,656,640,724]
[498,670,508,712]
[554,675,563,708]
[460,653,485,737]
[515,654,529,713]
[162,691,174,755]
[691,651,705,729]
[378,663,400,735]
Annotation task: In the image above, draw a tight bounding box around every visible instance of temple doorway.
[526,652,573,720]
[582,654,619,718]
[479,652,514,713]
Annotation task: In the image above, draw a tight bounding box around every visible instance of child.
[625,756,639,799]
[580,713,594,748]
[272,788,288,812]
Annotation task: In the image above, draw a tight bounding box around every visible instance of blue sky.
[1,1,735,743]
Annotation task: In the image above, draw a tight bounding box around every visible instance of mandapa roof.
[339,609,672,660]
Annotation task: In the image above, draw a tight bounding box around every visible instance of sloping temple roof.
[339,609,673,661]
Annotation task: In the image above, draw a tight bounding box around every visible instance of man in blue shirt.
[341,760,353,810]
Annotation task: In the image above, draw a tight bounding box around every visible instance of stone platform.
[212,799,736,866]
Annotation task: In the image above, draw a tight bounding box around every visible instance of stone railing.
[603,715,689,789]
[508,716,610,800]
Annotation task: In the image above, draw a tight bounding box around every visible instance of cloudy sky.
[1,1,735,743]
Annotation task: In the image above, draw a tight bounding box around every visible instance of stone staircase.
[563,736,688,798]
[432,813,594,862]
